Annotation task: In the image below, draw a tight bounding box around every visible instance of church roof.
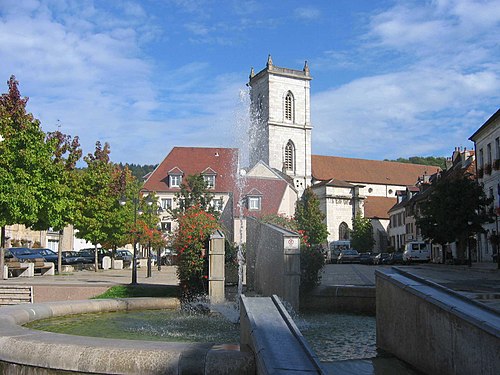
[311,155,438,186]
[235,176,290,218]
[143,147,238,193]
[364,196,397,220]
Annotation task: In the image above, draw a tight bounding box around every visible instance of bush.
[171,206,219,300]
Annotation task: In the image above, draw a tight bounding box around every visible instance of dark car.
[373,252,391,265]
[359,252,375,265]
[78,248,111,266]
[116,249,133,262]
[385,252,404,265]
[30,248,58,264]
[5,248,40,262]
[337,249,360,264]
[61,251,92,265]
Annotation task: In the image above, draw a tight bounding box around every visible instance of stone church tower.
[248,55,312,195]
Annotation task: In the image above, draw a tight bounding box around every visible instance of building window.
[248,196,261,211]
[284,91,293,121]
[368,188,373,193]
[161,198,172,210]
[169,175,181,187]
[211,198,223,211]
[161,222,172,232]
[284,141,295,171]
[479,148,484,168]
[339,222,350,240]
[203,175,215,189]
[496,137,500,160]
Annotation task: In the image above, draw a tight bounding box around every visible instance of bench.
[0,285,33,306]
[33,258,55,276]
[3,261,34,279]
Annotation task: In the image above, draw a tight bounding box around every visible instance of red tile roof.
[234,176,290,218]
[364,196,397,219]
[143,147,238,193]
[312,155,439,186]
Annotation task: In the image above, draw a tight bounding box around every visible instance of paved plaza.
[2,261,499,311]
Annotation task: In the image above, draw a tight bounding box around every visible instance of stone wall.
[376,269,500,375]
[246,217,301,311]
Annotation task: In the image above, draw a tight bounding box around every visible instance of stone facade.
[470,109,500,261]
[248,56,312,196]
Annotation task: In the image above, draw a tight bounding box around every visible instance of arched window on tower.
[339,222,350,240]
[284,91,294,121]
[284,140,295,172]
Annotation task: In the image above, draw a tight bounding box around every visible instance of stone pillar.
[209,230,225,303]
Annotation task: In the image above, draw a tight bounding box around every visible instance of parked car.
[116,249,133,264]
[403,242,431,263]
[385,252,404,265]
[373,252,391,265]
[337,249,360,264]
[30,248,58,264]
[359,252,375,265]
[5,248,40,262]
[161,249,177,265]
[61,251,92,265]
[78,248,112,267]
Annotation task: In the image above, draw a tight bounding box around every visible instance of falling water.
[233,87,251,300]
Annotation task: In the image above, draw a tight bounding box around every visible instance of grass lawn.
[93,284,179,299]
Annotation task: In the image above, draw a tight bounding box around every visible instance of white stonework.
[470,109,500,262]
[249,58,312,195]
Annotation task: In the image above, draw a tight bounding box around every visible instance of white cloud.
[294,7,321,21]
[312,0,500,159]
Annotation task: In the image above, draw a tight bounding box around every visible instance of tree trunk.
[0,226,5,280]
[94,243,99,272]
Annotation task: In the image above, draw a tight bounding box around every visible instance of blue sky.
[1,0,499,165]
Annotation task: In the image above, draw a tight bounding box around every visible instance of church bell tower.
[248,55,312,194]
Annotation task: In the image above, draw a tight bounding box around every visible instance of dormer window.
[170,175,181,187]
[248,196,261,211]
[201,167,217,189]
[203,175,215,189]
[168,167,184,188]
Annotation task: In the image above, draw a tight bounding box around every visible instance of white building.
[247,57,436,251]
[469,108,500,262]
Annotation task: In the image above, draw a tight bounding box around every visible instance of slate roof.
[143,147,238,193]
[311,155,438,186]
[364,196,397,219]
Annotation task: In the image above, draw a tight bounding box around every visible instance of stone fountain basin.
[0,298,254,375]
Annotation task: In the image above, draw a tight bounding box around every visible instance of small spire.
[267,54,273,69]
[249,67,255,79]
[303,60,310,75]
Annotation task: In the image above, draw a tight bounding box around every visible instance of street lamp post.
[467,221,473,268]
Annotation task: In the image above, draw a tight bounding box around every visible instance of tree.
[0,76,80,277]
[351,213,375,252]
[171,206,219,299]
[294,187,329,246]
[170,174,215,218]
[416,174,494,263]
[73,142,119,271]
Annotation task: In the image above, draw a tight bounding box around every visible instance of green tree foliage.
[118,163,157,181]
[385,156,446,169]
[73,142,121,270]
[171,206,219,299]
[416,174,494,260]
[170,174,216,218]
[351,213,375,252]
[0,76,58,229]
[294,187,329,246]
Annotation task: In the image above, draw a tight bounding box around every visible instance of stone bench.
[0,285,33,306]
[3,261,34,279]
[33,259,55,276]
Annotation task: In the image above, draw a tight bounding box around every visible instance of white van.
[403,242,431,263]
